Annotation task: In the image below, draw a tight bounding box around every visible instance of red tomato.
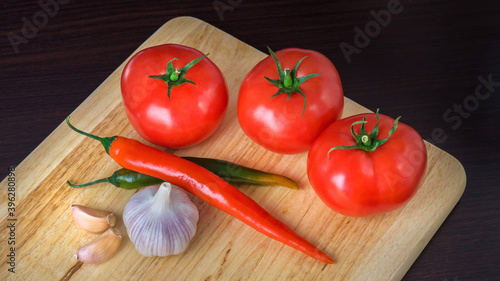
[237,48,344,154]
[121,44,228,148]
[307,111,427,217]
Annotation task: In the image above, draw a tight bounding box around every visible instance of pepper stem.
[264,47,322,116]
[66,117,116,154]
[67,178,110,188]
[327,109,400,158]
[148,54,208,98]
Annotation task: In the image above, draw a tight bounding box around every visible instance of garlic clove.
[76,228,122,264]
[123,182,199,257]
[72,204,116,234]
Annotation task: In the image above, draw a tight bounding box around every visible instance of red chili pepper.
[67,117,333,264]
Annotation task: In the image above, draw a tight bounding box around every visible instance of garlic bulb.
[123,182,199,257]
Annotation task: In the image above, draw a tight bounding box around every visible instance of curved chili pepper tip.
[323,254,334,264]
[268,174,300,190]
[181,157,300,190]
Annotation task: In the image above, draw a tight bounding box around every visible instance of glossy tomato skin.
[307,113,427,217]
[121,44,228,148]
[237,48,343,154]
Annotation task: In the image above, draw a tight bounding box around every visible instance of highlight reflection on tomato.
[121,44,228,149]
[307,111,427,217]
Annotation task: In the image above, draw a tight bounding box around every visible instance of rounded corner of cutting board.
[161,16,207,30]
[449,153,467,195]
[425,140,467,197]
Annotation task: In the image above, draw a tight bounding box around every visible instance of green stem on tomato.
[283,69,293,88]
[169,69,181,82]
[327,109,401,157]
[148,54,208,98]
[264,47,322,116]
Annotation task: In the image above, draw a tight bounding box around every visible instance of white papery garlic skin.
[123,182,199,257]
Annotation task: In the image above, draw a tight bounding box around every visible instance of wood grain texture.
[0,17,466,281]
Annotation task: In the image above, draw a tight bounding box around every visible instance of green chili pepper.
[67,156,299,190]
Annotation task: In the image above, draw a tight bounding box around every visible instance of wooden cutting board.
[0,16,466,281]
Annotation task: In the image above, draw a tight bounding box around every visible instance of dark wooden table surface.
[1,0,499,280]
